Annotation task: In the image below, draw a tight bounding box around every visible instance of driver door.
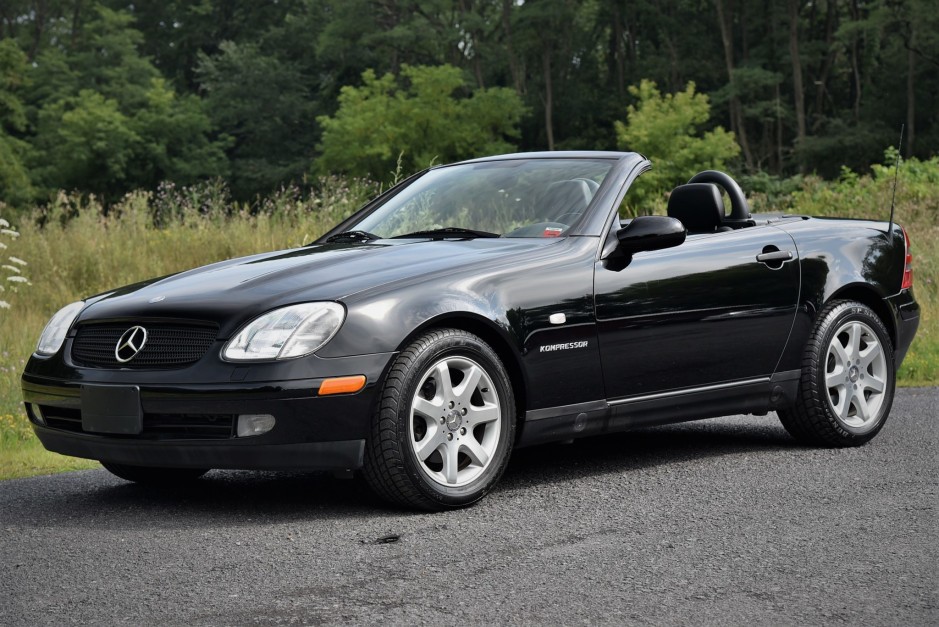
[594,225,800,400]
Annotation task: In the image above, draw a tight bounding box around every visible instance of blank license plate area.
[81,385,142,434]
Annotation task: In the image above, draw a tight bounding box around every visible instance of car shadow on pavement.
[19,415,802,527]
[499,415,800,492]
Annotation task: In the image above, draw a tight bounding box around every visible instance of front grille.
[38,406,235,440]
[71,322,219,369]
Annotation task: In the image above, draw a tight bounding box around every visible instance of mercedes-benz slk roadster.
[22,151,919,510]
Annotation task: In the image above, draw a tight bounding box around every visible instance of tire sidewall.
[394,332,515,507]
[812,302,895,441]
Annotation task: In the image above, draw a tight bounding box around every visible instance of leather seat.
[667,183,731,233]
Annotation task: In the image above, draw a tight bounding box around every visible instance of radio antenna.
[887,124,904,237]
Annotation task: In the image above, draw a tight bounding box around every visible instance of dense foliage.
[317,64,525,178]
[0,0,935,206]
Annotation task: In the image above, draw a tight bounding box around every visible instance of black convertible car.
[22,151,919,510]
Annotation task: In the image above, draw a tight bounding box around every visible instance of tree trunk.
[29,0,48,60]
[501,0,524,94]
[612,2,625,96]
[775,83,784,174]
[788,0,806,161]
[849,0,862,124]
[70,0,83,50]
[458,0,485,88]
[542,47,554,150]
[473,53,485,88]
[813,0,838,118]
[715,0,754,169]
[905,24,915,157]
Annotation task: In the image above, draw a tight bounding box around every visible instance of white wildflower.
[0,242,6,249]
[0,300,10,309]
[9,257,26,266]
[2,264,21,274]
[0,229,18,238]
[0,218,8,228]
[7,276,28,283]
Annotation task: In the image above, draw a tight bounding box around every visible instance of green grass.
[0,438,98,480]
[0,162,936,480]
[0,414,97,479]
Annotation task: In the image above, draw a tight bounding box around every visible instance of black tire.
[777,300,895,447]
[101,462,209,484]
[362,328,516,511]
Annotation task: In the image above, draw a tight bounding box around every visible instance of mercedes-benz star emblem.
[115,326,148,363]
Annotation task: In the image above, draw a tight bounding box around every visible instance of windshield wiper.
[392,227,500,239]
[324,230,381,243]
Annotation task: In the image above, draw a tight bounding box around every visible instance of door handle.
[756,250,793,263]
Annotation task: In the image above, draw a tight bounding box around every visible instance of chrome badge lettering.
[540,341,588,353]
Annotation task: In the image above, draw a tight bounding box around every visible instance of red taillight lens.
[901,226,913,290]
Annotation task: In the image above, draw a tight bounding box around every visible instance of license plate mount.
[81,385,143,434]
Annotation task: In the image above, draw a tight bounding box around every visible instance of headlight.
[36,301,85,356]
[222,302,345,361]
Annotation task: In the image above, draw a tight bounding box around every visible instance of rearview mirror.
[616,215,686,255]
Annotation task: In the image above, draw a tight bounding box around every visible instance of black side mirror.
[616,215,686,255]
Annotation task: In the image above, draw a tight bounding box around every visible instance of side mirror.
[616,215,686,255]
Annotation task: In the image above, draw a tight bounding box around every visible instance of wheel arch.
[827,284,897,349]
[393,312,529,423]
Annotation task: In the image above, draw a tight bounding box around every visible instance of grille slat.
[38,406,235,440]
[72,323,218,369]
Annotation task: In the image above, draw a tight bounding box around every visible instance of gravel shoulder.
[1,388,936,625]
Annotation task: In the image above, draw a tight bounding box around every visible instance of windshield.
[350,158,614,238]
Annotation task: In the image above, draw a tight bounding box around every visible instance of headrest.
[666,183,725,233]
[541,179,593,221]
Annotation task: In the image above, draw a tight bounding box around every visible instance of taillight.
[901,226,913,290]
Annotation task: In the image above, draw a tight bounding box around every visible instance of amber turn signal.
[318,375,367,396]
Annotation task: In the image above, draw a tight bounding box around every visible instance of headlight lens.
[222,302,345,361]
[36,301,85,356]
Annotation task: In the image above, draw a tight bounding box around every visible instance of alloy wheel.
[825,320,888,430]
[408,356,502,487]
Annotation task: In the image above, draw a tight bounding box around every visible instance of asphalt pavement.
[1,387,936,626]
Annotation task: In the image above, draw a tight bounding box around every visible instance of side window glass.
[617,172,667,225]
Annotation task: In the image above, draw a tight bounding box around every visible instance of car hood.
[77,238,557,334]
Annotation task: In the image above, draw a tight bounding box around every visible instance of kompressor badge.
[540,341,588,353]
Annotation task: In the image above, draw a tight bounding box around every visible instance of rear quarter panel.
[774,217,905,372]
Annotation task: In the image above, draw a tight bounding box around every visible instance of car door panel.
[594,225,800,400]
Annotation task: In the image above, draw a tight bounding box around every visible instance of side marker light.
[319,375,367,396]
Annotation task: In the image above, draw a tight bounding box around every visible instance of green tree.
[615,80,740,207]
[25,5,227,199]
[128,78,229,188]
[32,90,141,196]
[196,40,317,199]
[0,40,33,207]
[316,64,526,180]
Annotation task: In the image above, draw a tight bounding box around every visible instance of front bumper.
[21,352,395,471]
[30,425,365,470]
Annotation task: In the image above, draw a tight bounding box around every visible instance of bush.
[615,80,740,213]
